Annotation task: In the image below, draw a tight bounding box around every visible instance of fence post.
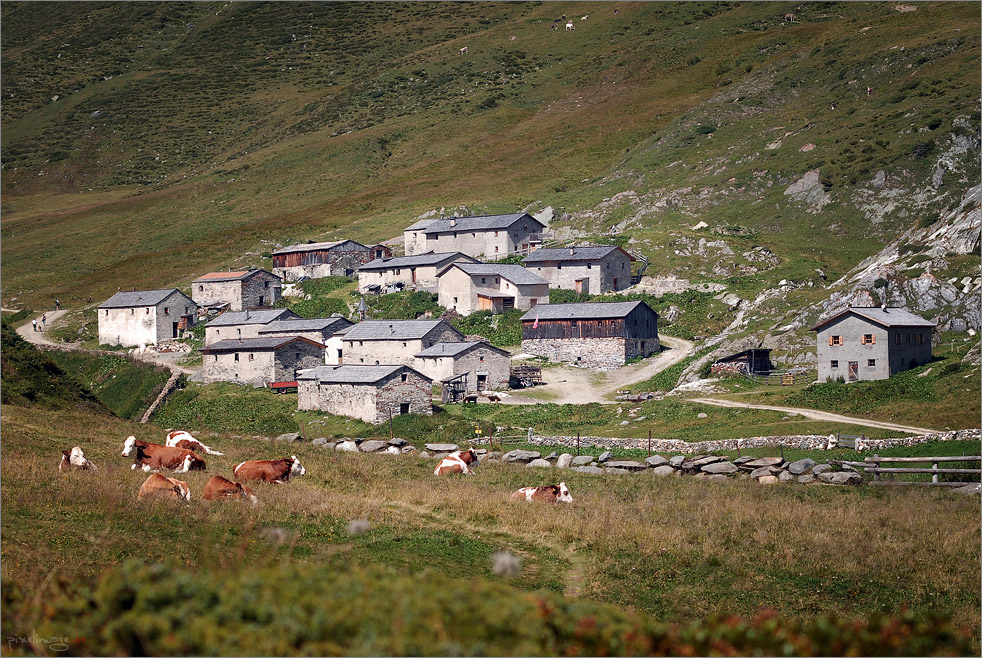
[577,432,580,457]
[932,460,939,484]
[873,454,880,482]
[648,430,651,457]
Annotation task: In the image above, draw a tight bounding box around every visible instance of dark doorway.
[172,322,180,338]
[399,403,410,415]
[477,374,488,391]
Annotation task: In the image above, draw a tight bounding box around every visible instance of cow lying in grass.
[122,436,206,473]
[137,473,191,502]
[59,446,96,472]
[434,449,478,476]
[233,456,306,483]
[511,482,573,504]
[203,475,258,504]
[165,430,223,456]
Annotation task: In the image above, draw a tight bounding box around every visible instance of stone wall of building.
[528,252,632,293]
[522,337,630,370]
[98,292,195,347]
[453,346,511,389]
[273,345,325,381]
[816,315,932,382]
[205,323,267,346]
[202,350,277,385]
[298,371,432,424]
[241,272,281,309]
[375,371,433,422]
[193,280,243,310]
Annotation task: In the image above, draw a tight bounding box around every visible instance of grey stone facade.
[203,309,300,346]
[521,337,657,370]
[200,337,325,386]
[98,289,197,347]
[297,365,433,424]
[272,240,390,282]
[523,246,634,293]
[437,263,549,316]
[813,307,935,382]
[342,320,464,366]
[404,213,545,258]
[192,269,282,311]
[414,341,511,390]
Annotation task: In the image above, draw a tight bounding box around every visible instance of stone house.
[324,324,354,365]
[403,213,546,258]
[812,306,935,382]
[341,320,464,366]
[520,300,660,370]
[191,269,282,311]
[437,263,549,316]
[200,336,325,386]
[414,341,511,392]
[522,246,634,294]
[272,240,391,281]
[203,308,300,346]
[98,289,197,347]
[297,364,433,424]
[357,252,478,293]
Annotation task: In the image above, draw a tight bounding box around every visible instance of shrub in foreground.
[8,560,974,656]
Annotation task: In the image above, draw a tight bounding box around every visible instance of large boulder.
[777,470,795,482]
[733,456,756,465]
[387,438,408,447]
[556,453,574,469]
[571,455,595,467]
[744,457,784,468]
[597,451,613,463]
[797,474,816,484]
[668,455,686,468]
[605,460,647,472]
[750,466,779,479]
[644,455,669,468]
[503,449,541,463]
[336,440,360,453]
[425,443,459,453]
[818,471,862,485]
[573,465,605,475]
[758,475,780,485]
[812,463,833,475]
[359,440,389,453]
[787,458,817,475]
[526,459,553,468]
[702,461,738,475]
[275,432,302,443]
[650,465,677,477]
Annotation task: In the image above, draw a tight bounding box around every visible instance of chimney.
[389,324,394,334]
[882,305,888,312]
[569,247,575,256]
[245,309,250,320]
[450,217,457,228]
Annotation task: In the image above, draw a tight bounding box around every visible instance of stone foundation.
[521,337,658,370]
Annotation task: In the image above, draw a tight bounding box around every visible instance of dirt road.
[687,397,938,435]
[16,310,71,347]
[506,335,695,405]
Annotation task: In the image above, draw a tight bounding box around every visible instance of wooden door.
[848,361,859,382]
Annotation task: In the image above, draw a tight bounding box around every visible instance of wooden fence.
[830,455,982,487]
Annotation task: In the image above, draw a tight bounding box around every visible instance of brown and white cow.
[434,449,479,476]
[59,446,96,472]
[165,430,223,456]
[510,482,573,504]
[202,475,258,504]
[232,456,306,483]
[122,436,206,473]
[137,473,192,502]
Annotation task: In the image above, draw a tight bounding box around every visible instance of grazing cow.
[511,482,573,504]
[565,21,574,31]
[59,446,96,472]
[550,22,558,31]
[122,436,206,473]
[203,475,258,504]
[233,456,306,483]
[165,430,223,456]
[434,449,479,476]
[784,13,797,22]
[138,473,191,502]
[459,46,468,55]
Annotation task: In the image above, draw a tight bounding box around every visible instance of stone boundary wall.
[523,429,981,454]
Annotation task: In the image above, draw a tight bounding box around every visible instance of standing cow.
[434,449,479,476]
[233,456,306,483]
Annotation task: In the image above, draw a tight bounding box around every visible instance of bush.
[23,559,976,656]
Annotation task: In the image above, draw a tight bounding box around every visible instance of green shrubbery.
[46,351,170,420]
[17,559,974,657]
[450,309,523,347]
[154,384,299,434]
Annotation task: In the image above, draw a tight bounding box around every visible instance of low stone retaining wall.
[521,429,980,455]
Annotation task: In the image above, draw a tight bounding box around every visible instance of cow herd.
[59,439,572,506]
[434,448,574,504]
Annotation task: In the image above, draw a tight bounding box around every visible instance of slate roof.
[358,252,475,271]
[450,263,549,286]
[343,320,461,341]
[812,307,936,330]
[404,213,543,234]
[520,301,656,321]
[523,246,632,264]
[200,336,322,353]
[258,317,352,334]
[98,289,190,309]
[415,341,509,358]
[205,309,299,327]
[272,240,367,256]
[193,269,279,283]
[297,364,431,384]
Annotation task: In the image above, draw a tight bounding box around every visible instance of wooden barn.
[272,240,391,281]
[710,349,772,377]
[520,301,659,370]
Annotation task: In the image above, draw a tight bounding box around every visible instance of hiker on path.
[32,319,38,332]
[42,314,47,328]
[55,299,61,310]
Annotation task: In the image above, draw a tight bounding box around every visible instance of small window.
[481,277,486,284]
[131,309,135,315]
[105,309,109,316]
[359,341,364,346]
[375,360,380,365]
[453,297,458,304]
[234,353,239,362]
[164,307,169,315]
[495,246,499,253]
[396,269,401,275]
[586,264,591,269]
[199,285,203,292]
[237,328,241,336]
[495,278,500,284]
[265,281,269,289]
[829,335,842,346]
[867,359,875,367]
[895,333,902,344]
[831,360,839,368]
[558,263,562,270]
[494,231,499,237]
[214,355,218,361]
[249,353,254,361]
[861,334,875,345]
[401,373,408,382]
[571,320,578,328]
[479,356,485,362]
[360,358,365,363]
[403,342,407,347]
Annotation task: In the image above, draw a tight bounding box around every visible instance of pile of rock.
[309,436,416,455]
[482,449,862,485]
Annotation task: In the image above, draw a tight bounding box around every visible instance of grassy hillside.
[1,403,978,655]
[1,2,978,313]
